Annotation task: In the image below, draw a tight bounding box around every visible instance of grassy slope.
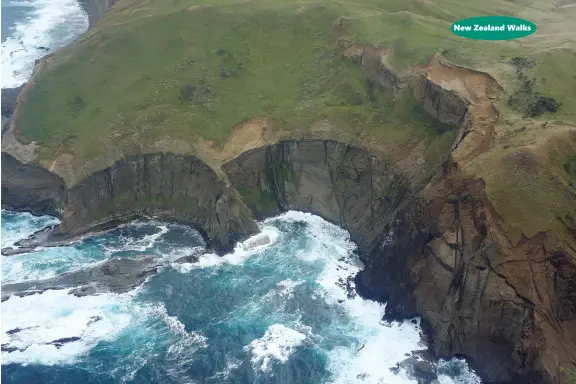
[20,0,529,159]
[17,0,576,250]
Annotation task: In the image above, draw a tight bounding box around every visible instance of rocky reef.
[1,256,162,302]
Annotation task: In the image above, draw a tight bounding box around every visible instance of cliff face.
[413,76,468,126]
[59,153,258,253]
[356,163,576,384]
[1,153,67,217]
[223,140,412,255]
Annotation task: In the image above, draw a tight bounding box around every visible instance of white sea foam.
[1,0,88,88]
[174,227,280,272]
[1,246,105,283]
[100,222,170,254]
[207,357,243,380]
[276,279,304,298]
[267,211,427,383]
[1,289,134,365]
[244,324,306,373]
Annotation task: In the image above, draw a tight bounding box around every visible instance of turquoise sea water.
[1,210,481,384]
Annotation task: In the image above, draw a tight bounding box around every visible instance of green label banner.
[451,16,536,40]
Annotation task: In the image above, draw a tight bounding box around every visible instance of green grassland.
[20,0,558,159]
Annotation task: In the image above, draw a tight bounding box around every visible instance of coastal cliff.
[356,164,576,384]
[2,0,575,382]
[223,140,411,255]
[58,153,258,253]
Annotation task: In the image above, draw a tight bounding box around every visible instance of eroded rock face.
[59,153,258,254]
[1,153,67,217]
[223,140,411,254]
[355,163,576,384]
[414,76,468,126]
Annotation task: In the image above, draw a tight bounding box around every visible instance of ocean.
[1,0,88,89]
[1,210,481,384]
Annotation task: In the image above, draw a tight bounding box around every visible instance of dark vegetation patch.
[527,96,561,117]
[68,96,85,117]
[178,81,213,103]
[510,56,534,69]
[507,57,561,117]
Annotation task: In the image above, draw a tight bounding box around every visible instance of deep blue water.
[1,210,481,384]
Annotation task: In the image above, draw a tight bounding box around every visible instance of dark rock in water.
[37,46,50,51]
[345,275,356,299]
[87,315,103,326]
[1,246,37,256]
[414,360,436,375]
[399,356,437,384]
[1,344,19,353]
[389,363,400,375]
[47,336,81,348]
[6,328,23,335]
[1,256,162,301]
[175,254,200,264]
[13,224,59,249]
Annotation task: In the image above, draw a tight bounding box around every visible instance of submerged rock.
[175,254,200,264]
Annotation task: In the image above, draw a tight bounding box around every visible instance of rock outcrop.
[58,153,258,254]
[1,256,162,301]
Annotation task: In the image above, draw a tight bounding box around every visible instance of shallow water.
[1,210,481,384]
